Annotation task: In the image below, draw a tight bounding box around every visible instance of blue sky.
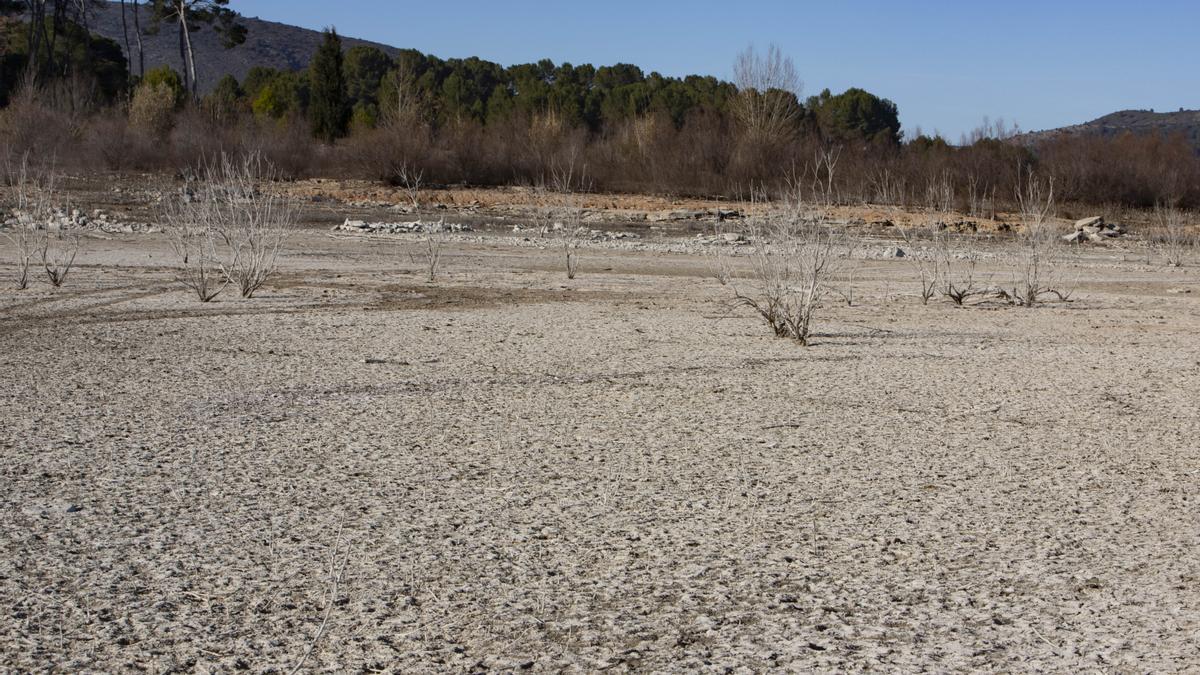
[236,0,1200,140]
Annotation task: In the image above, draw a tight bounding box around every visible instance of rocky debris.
[508,224,642,241]
[694,232,748,245]
[1063,216,1125,243]
[648,208,743,223]
[334,218,472,234]
[1,207,154,234]
[587,229,640,241]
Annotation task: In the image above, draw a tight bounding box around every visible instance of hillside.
[1020,109,1200,150]
[87,2,403,91]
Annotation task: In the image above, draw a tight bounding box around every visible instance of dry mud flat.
[1,230,1199,672]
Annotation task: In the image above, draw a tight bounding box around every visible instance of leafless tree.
[730,190,843,346]
[2,152,77,288]
[732,44,803,143]
[1151,204,1194,267]
[162,192,236,301]
[925,169,955,215]
[3,153,50,289]
[395,162,422,212]
[897,223,942,305]
[812,144,841,206]
[163,152,295,300]
[549,157,588,279]
[1012,166,1068,306]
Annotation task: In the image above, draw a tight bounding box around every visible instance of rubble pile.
[1062,216,1125,243]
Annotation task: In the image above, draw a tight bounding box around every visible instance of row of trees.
[1,6,1196,210]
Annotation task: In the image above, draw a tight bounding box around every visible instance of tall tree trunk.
[24,1,45,79]
[119,0,133,80]
[132,0,144,77]
[178,2,197,97]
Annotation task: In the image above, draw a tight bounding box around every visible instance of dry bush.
[1151,204,1195,267]
[897,222,942,304]
[731,192,843,346]
[421,219,447,282]
[0,82,79,163]
[129,82,178,139]
[1011,168,1070,306]
[40,229,81,288]
[162,152,296,300]
[242,118,316,180]
[938,235,985,306]
[83,111,164,171]
[3,154,50,289]
[170,107,243,168]
[162,195,235,302]
[2,153,78,288]
[395,162,446,282]
[547,158,588,279]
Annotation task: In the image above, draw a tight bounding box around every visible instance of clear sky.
[235,0,1200,140]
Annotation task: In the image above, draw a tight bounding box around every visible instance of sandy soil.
[2,212,1200,672]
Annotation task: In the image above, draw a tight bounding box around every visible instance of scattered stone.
[335,218,472,234]
[0,207,150,234]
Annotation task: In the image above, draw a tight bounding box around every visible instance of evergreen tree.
[308,28,349,142]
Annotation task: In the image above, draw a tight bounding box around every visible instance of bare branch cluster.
[732,44,803,144]
[545,155,589,280]
[1012,167,1070,306]
[3,153,79,289]
[161,152,296,301]
[1151,204,1195,267]
[731,192,843,346]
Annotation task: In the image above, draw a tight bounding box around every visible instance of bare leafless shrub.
[936,231,986,306]
[925,169,955,215]
[3,154,51,289]
[162,194,236,302]
[1151,204,1195,267]
[869,167,908,207]
[812,144,842,206]
[731,192,843,346]
[897,222,942,304]
[0,82,78,162]
[2,153,78,288]
[395,162,423,211]
[40,229,81,288]
[1012,167,1069,306]
[163,152,295,300]
[548,156,588,280]
[393,162,446,281]
[422,219,447,282]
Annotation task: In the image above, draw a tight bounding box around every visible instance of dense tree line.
[0,7,1196,210]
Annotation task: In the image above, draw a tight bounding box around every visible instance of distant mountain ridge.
[87,1,402,91]
[1019,109,1200,151]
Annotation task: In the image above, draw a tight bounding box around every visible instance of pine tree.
[309,28,349,143]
